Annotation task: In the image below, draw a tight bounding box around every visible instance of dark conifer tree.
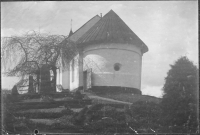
[161,56,198,133]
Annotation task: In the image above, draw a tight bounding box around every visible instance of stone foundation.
[90,86,142,95]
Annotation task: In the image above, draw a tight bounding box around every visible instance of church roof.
[69,15,101,42]
[76,10,148,53]
[61,15,101,45]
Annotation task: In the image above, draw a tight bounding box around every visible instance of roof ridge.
[70,14,101,38]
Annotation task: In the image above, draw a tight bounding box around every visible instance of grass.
[18,91,72,99]
[3,98,163,134]
[6,99,91,111]
[14,107,83,119]
[2,93,85,134]
[30,119,55,125]
[17,108,66,113]
[91,98,130,108]
[2,91,161,134]
[96,93,161,104]
[3,90,196,134]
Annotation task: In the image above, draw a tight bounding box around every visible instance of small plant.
[11,85,19,95]
[74,91,84,100]
[72,106,88,126]
[61,108,74,115]
[40,95,54,102]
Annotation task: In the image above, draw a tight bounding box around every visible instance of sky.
[1,1,198,97]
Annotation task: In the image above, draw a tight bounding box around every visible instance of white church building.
[56,10,148,94]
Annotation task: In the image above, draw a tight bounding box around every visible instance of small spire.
[71,19,73,31]
[68,19,73,37]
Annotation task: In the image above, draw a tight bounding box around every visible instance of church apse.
[82,43,142,94]
[60,9,148,94]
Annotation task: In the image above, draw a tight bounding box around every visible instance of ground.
[2,91,163,134]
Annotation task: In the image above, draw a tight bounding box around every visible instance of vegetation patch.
[2,57,198,133]
[96,93,161,104]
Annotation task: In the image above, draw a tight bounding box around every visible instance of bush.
[60,107,74,115]
[87,104,104,113]
[70,104,129,133]
[11,103,59,111]
[19,93,41,100]
[125,101,162,132]
[40,95,55,102]
[74,91,84,100]
[2,109,16,133]
[72,106,88,126]
[11,85,19,95]
[2,106,32,134]
[161,56,198,133]
[86,118,117,133]
[15,108,74,119]
[3,94,21,103]
[16,112,62,119]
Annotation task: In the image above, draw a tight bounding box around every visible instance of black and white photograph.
[1,1,199,134]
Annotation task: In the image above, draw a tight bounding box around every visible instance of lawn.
[2,91,165,134]
[95,93,161,104]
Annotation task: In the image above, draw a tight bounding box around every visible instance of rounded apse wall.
[83,43,142,90]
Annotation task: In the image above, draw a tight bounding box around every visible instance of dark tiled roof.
[60,15,100,45]
[76,10,148,53]
[69,15,100,40]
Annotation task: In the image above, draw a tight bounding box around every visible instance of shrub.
[3,94,20,104]
[40,95,55,102]
[11,85,19,95]
[2,106,32,134]
[61,107,74,115]
[15,108,74,119]
[11,103,59,111]
[15,112,62,119]
[72,106,88,126]
[126,101,162,132]
[19,93,41,100]
[161,56,198,133]
[74,91,84,100]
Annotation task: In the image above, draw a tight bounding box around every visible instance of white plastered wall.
[59,15,100,91]
[83,43,142,89]
[62,68,70,89]
[56,68,61,91]
[56,66,70,90]
[69,54,80,91]
[56,55,70,90]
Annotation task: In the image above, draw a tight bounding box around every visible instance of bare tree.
[2,31,77,93]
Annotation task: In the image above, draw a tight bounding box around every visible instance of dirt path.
[83,92,132,105]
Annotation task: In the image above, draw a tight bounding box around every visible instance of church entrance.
[83,68,92,91]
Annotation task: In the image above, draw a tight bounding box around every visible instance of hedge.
[15,108,74,119]
[6,99,91,111]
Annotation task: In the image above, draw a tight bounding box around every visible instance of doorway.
[83,68,92,91]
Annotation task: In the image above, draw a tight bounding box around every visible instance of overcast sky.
[1,1,198,97]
